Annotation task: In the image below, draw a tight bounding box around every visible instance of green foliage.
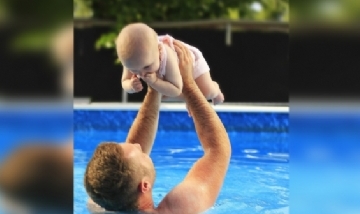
[258,0,288,20]
[237,0,288,21]
[84,0,288,51]
[92,0,239,22]
[74,0,93,18]
[291,0,360,23]
[7,0,72,29]
[95,32,118,50]
[4,0,72,51]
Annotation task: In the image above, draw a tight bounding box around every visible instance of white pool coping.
[74,103,289,113]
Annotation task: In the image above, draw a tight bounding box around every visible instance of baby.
[116,23,224,105]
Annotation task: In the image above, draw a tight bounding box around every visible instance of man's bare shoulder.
[156,182,209,214]
[87,198,108,213]
[87,198,157,214]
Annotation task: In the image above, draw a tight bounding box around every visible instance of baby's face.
[122,43,160,77]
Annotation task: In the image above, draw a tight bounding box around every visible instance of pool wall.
[74,103,289,156]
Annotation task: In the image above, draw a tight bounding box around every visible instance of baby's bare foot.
[212,92,224,105]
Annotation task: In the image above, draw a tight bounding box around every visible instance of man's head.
[0,143,73,213]
[84,142,155,211]
[116,23,160,76]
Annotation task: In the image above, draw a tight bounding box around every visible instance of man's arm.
[158,40,231,214]
[125,87,161,154]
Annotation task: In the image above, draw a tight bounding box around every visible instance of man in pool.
[84,40,231,213]
[0,23,74,214]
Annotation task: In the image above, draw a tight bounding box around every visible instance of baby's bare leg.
[195,72,224,105]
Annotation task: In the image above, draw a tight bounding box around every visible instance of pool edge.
[74,103,289,113]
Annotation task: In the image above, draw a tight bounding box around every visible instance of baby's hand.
[140,72,158,85]
[130,74,143,92]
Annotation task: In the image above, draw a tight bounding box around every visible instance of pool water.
[74,111,289,214]
[0,109,72,161]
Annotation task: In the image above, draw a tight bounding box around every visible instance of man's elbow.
[225,142,232,160]
[219,140,232,161]
[219,142,232,165]
[223,134,232,158]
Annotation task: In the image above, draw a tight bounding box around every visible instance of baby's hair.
[116,23,158,61]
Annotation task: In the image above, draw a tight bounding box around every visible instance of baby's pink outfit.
[157,35,210,80]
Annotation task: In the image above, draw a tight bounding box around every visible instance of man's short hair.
[84,142,139,211]
[0,143,73,213]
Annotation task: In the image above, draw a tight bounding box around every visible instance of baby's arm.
[146,45,183,97]
[121,67,133,92]
[121,67,143,93]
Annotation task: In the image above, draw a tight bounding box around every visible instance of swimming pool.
[74,103,289,214]
[0,107,72,161]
